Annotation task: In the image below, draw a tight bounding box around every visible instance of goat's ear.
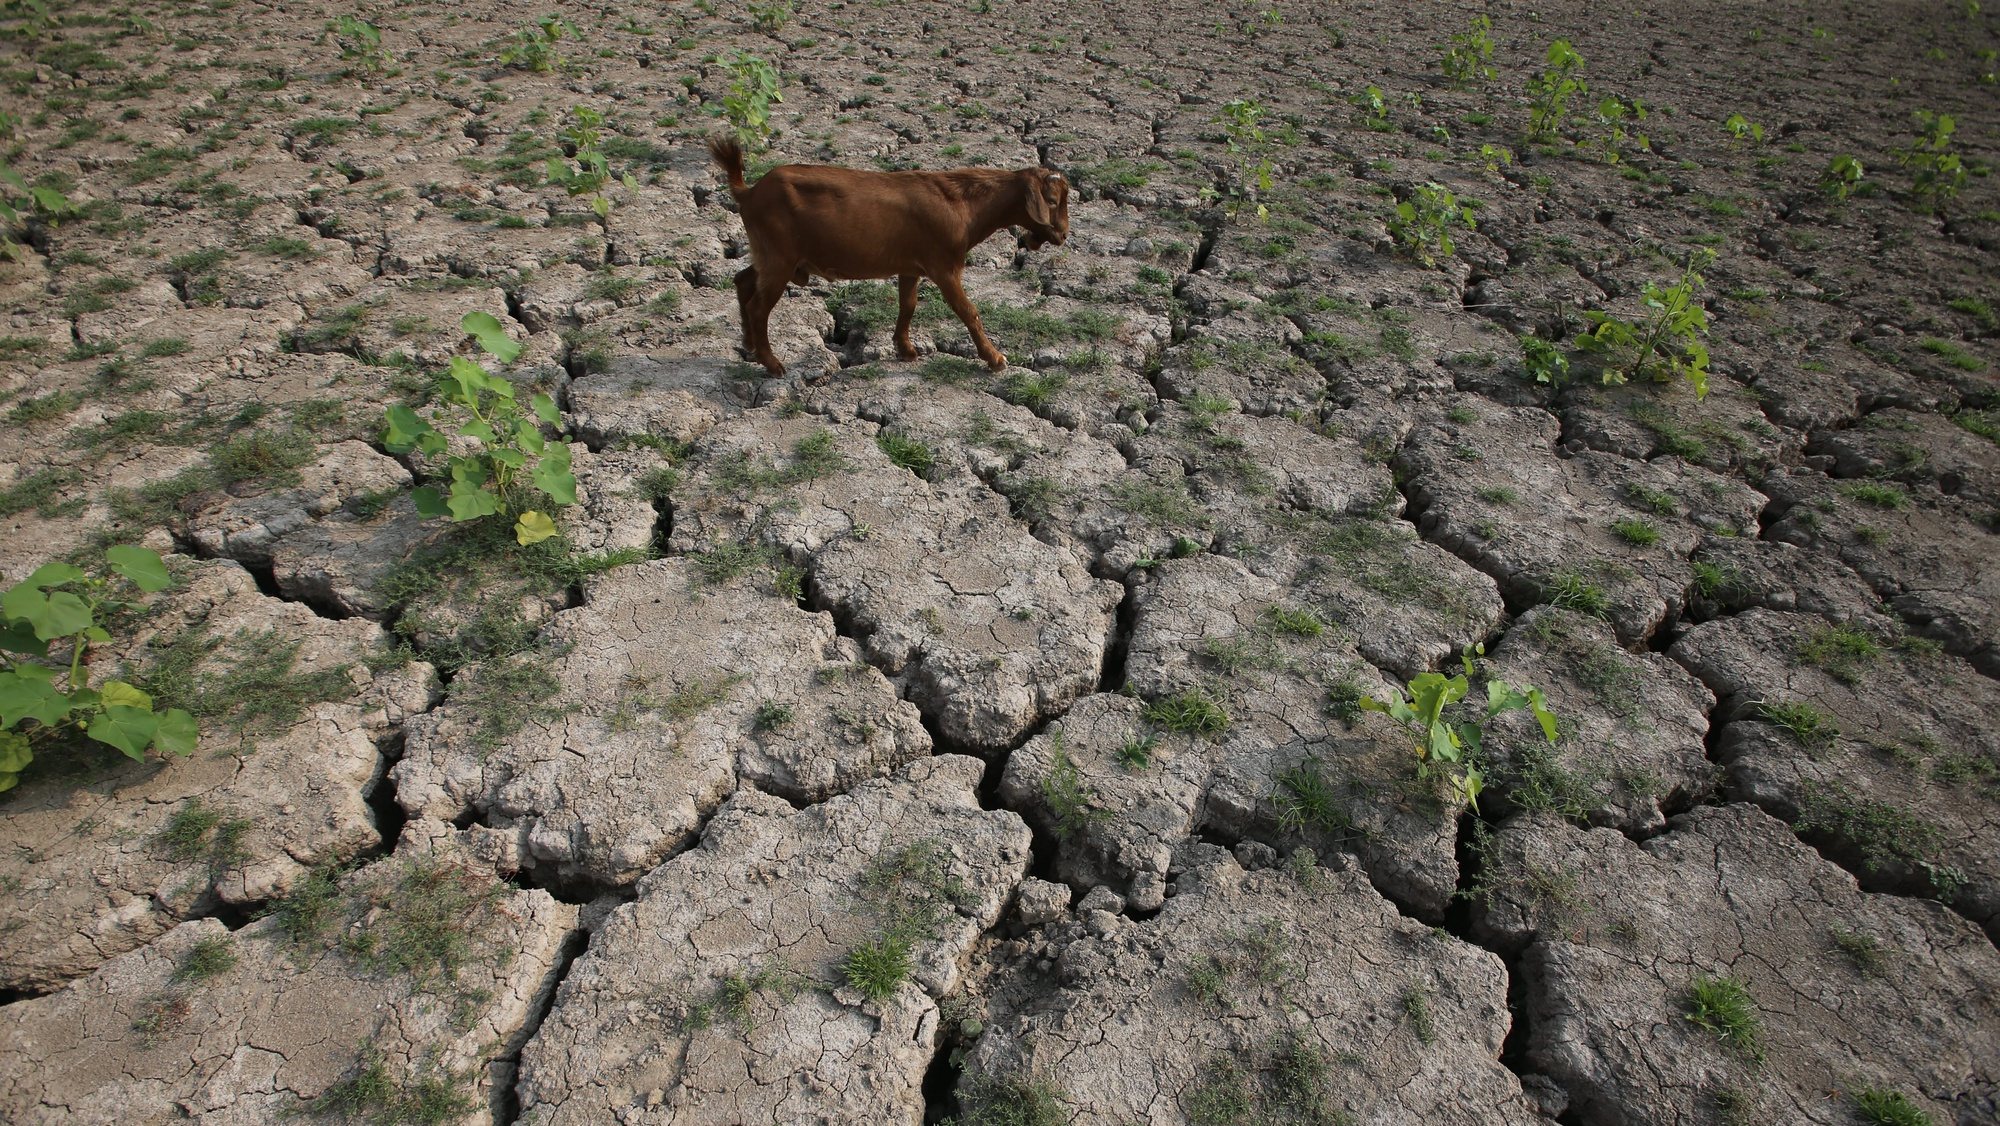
[1025,173,1052,225]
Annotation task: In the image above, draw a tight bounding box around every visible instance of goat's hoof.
[896,347,918,362]
[985,353,1008,372]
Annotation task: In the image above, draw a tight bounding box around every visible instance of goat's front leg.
[893,274,920,362]
[933,271,1005,371]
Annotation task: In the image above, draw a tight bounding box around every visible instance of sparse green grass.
[1624,484,1677,516]
[1918,337,1984,372]
[1545,572,1610,617]
[1853,1087,1934,1126]
[951,1077,1069,1126]
[876,430,936,476]
[1796,781,1960,897]
[1758,699,1838,747]
[1116,733,1156,769]
[173,935,237,983]
[1841,481,1908,510]
[1276,757,1353,836]
[8,390,79,424]
[1142,687,1229,738]
[1262,606,1323,638]
[141,625,357,740]
[341,857,502,984]
[1685,974,1763,1060]
[313,1050,475,1126]
[1040,737,1105,841]
[1612,518,1660,546]
[1107,479,1209,527]
[841,937,911,1001]
[1796,623,1881,684]
[1829,925,1885,975]
[1401,985,1436,1045]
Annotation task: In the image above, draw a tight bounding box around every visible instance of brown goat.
[708,136,1070,377]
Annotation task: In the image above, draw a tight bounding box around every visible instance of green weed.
[1684,974,1763,1060]
[1142,687,1229,738]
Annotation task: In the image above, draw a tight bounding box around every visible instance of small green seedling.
[545,106,638,218]
[1899,110,1966,208]
[499,14,575,72]
[1,163,78,260]
[721,51,783,149]
[2,545,195,790]
[1359,652,1558,811]
[1389,182,1475,268]
[1441,15,1497,87]
[1216,98,1274,220]
[1822,154,1866,201]
[1521,335,1570,386]
[1722,113,1765,144]
[1576,250,1715,398]
[329,14,389,71]
[1350,85,1391,131]
[1526,40,1587,142]
[381,313,575,545]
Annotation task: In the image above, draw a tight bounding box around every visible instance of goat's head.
[1018,168,1070,250]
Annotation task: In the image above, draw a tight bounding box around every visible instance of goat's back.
[735,164,1019,280]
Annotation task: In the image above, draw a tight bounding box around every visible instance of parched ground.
[2,0,1997,1123]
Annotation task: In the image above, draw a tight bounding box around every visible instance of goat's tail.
[707,135,749,199]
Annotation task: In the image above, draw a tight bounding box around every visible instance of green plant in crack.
[312,1048,476,1126]
[383,313,574,546]
[947,1077,1069,1126]
[1388,182,1475,269]
[842,839,974,1003]
[499,14,575,72]
[173,934,237,983]
[1757,699,1838,748]
[544,105,638,219]
[1525,39,1586,142]
[1360,653,1558,812]
[1795,623,1880,684]
[1853,1087,1934,1126]
[1576,250,1715,399]
[1039,733,1107,841]
[139,623,358,746]
[1275,756,1356,838]
[720,50,783,149]
[875,430,936,477]
[160,798,253,875]
[341,856,504,985]
[1213,97,1274,221]
[1684,974,1763,1060]
[1898,110,1966,209]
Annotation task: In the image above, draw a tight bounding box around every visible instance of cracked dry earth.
[2,0,1998,1124]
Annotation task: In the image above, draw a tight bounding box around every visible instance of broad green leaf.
[5,589,93,641]
[0,731,31,773]
[0,670,70,727]
[489,447,526,468]
[514,423,547,455]
[99,680,153,710]
[531,392,559,426]
[29,186,70,214]
[447,355,493,404]
[621,172,638,191]
[0,619,48,656]
[411,487,449,517]
[532,442,576,505]
[446,483,501,521]
[106,545,172,592]
[1425,721,1461,764]
[461,311,523,365]
[0,166,26,193]
[19,562,85,591]
[383,404,436,451]
[152,708,198,756]
[514,510,559,545]
[87,705,157,761]
[83,626,111,643]
[1453,766,1484,813]
[1526,687,1559,743]
[459,419,498,444]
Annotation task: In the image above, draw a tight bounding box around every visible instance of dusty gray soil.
[1,0,1997,1123]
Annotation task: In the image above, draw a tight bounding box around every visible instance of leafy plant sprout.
[1388,182,1475,268]
[1215,98,1274,221]
[1359,648,1558,811]
[1822,154,1866,201]
[381,312,576,546]
[1576,249,1716,399]
[2,546,195,791]
[1441,15,1497,87]
[546,106,638,218]
[721,51,783,149]
[1525,40,1587,142]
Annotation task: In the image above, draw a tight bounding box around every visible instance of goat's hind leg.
[732,266,758,354]
[746,261,794,376]
[893,274,920,361]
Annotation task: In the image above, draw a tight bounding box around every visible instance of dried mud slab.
[1481,607,1716,835]
[1680,536,1897,628]
[1765,469,2000,675]
[959,852,1552,1126]
[1670,608,2000,933]
[1468,806,2000,1126]
[0,560,436,993]
[0,843,575,1124]
[565,355,775,448]
[668,411,1121,749]
[513,756,1028,1126]
[393,557,929,887]
[1809,407,2000,507]
[184,440,412,564]
[1090,553,1459,917]
[1400,399,1766,643]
